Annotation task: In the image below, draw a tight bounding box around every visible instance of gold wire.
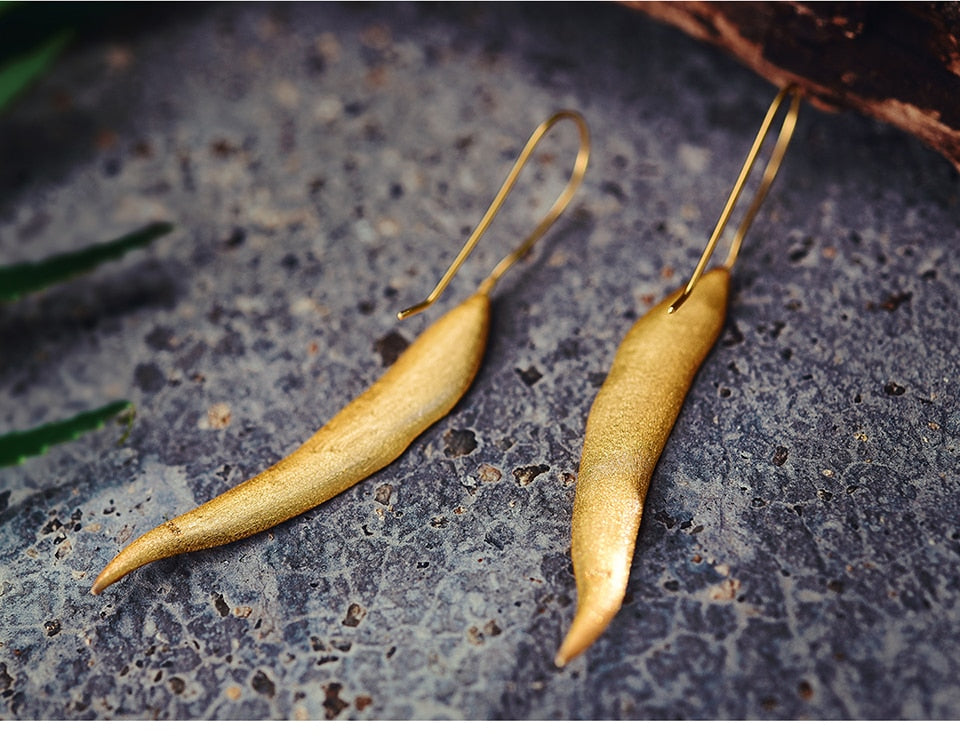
[668,86,801,314]
[397,110,591,320]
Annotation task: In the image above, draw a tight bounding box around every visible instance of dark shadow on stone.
[0,257,184,382]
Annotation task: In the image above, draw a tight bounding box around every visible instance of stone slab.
[1,2,958,720]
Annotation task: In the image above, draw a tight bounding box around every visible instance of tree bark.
[629,1,960,170]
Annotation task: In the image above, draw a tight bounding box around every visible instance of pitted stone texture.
[1,2,959,720]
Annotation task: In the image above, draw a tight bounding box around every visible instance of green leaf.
[0,400,133,467]
[0,29,71,112]
[0,222,174,301]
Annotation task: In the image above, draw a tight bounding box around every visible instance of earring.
[554,87,801,666]
[92,111,590,594]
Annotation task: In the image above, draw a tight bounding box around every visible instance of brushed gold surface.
[555,268,729,666]
[92,292,490,593]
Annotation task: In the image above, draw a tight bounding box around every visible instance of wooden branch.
[628,1,960,170]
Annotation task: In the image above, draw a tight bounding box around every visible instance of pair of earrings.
[91,88,802,669]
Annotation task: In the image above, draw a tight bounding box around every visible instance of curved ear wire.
[92,111,591,595]
[398,110,591,319]
[556,87,801,667]
[669,86,801,313]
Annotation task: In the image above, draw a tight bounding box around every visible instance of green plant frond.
[0,29,72,113]
[0,400,133,467]
[0,221,174,301]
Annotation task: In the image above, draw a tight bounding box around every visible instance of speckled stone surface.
[1,2,959,720]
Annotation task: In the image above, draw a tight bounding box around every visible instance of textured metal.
[93,292,490,593]
[558,268,729,666]
[1,2,959,720]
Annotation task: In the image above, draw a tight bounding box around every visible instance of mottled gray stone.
[1,1,959,721]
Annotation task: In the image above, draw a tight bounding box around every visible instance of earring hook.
[397,110,591,320]
[668,86,801,314]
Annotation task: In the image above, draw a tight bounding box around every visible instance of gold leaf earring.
[92,110,590,594]
[555,87,801,666]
